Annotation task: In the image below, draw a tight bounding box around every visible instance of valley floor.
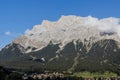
[1,66,120,80]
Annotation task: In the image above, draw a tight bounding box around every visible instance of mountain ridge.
[0,15,120,74]
[13,15,120,53]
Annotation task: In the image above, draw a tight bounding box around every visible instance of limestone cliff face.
[13,15,120,53]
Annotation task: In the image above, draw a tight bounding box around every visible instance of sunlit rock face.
[13,15,120,53]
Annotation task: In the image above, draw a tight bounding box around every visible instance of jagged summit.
[13,15,120,53]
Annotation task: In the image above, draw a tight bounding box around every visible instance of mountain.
[0,15,120,74]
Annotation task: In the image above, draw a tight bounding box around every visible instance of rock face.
[13,15,120,53]
[0,15,120,74]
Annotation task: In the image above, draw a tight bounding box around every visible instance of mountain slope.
[0,15,120,74]
[0,39,120,74]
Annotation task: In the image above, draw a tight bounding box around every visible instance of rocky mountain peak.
[13,15,120,53]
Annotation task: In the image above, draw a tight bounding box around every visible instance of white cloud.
[24,15,120,37]
[25,29,31,34]
[5,31,11,36]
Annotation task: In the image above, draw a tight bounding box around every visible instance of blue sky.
[0,0,120,48]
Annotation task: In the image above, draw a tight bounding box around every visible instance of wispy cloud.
[5,31,11,36]
[4,31,22,38]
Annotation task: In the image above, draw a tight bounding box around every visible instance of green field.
[71,71,118,78]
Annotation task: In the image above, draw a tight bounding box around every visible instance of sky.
[0,0,120,48]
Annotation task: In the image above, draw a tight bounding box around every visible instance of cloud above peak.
[25,15,120,37]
